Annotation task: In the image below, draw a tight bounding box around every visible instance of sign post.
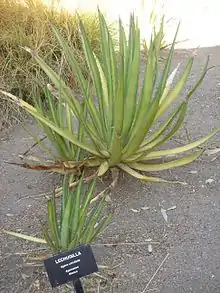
[44,244,98,292]
[73,279,85,293]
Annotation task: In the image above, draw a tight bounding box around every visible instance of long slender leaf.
[2,229,46,244]
[137,102,187,156]
[47,194,60,248]
[22,47,81,117]
[60,191,73,250]
[155,22,180,99]
[155,58,193,119]
[118,163,175,183]
[68,179,96,249]
[70,176,84,240]
[129,150,203,171]
[79,20,108,139]
[142,128,220,160]
[83,195,107,243]
[186,56,212,100]
[89,214,112,243]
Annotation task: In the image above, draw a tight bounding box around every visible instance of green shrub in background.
[2,175,112,254]
[2,10,219,182]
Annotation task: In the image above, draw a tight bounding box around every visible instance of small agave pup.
[2,175,112,254]
[2,10,219,182]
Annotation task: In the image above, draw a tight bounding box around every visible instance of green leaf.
[18,100,101,156]
[90,213,112,243]
[141,102,185,149]
[41,225,57,253]
[122,19,140,135]
[155,22,180,99]
[47,194,60,248]
[22,47,81,117]
[83,194,107,243]
[60,175,70,227]
[79,19,108,138]
[51,26,87,95]
[186,56,212,100]
[123,94,161,158]
[60,191,73,250]
[109,56,124,165]
[70,176,84,240]
[51,26,104,139]
[155,58,193,120]
[68,179,96,249]
[136,102,187,159]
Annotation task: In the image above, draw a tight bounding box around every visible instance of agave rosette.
[2,175,112,253]
[2,10,219,182]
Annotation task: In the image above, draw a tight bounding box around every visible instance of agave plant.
[2,175,112,254]
[2,10,219,182]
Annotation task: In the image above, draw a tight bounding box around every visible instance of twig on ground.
[54,173,96,198]
[112,261,124,269]
[16,193,46,203]
[4,247,48,257]
[93,273,109,281]
[25,272,41,293]
[22,135,47,156]
[183,124,191,143]
[17,167,119,203]
[97,280,101,293]
[23,262,44,268]
[85,168,119,204]
[94,241,160,247]
[109,278,115,293]
[98,265,111,269]
[141,253,170,293]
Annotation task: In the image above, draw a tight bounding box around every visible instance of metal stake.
[73,279,84,293]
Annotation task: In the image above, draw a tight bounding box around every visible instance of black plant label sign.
[44,244,98,288]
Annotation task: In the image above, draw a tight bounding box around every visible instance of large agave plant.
[2,10,219,182]
[2,175,112,254]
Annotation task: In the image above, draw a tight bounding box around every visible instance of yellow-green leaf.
[143,128,220,160]
[98,161,109,176]
[155,58,193,120]
[118,163,175,183]
[129,150,203,171]
[2,229,46,244]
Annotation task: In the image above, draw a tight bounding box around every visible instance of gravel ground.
[0,46,220,293]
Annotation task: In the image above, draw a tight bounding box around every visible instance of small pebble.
[205,178,214,184]
[6,213,14,217]
[148,244,153,253]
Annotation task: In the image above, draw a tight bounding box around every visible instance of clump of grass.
[0,0,108,108]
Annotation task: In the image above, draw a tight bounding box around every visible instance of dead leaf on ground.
[161,208,168,222]
[204,148,220,156]
[205,178,215,184]
[189,170,198,174]
[167,206,177,211]
[148,244,153,253]
[130,208,140,213]
[140,206,150,210]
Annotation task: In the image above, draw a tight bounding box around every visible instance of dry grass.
[0,0,112,127]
